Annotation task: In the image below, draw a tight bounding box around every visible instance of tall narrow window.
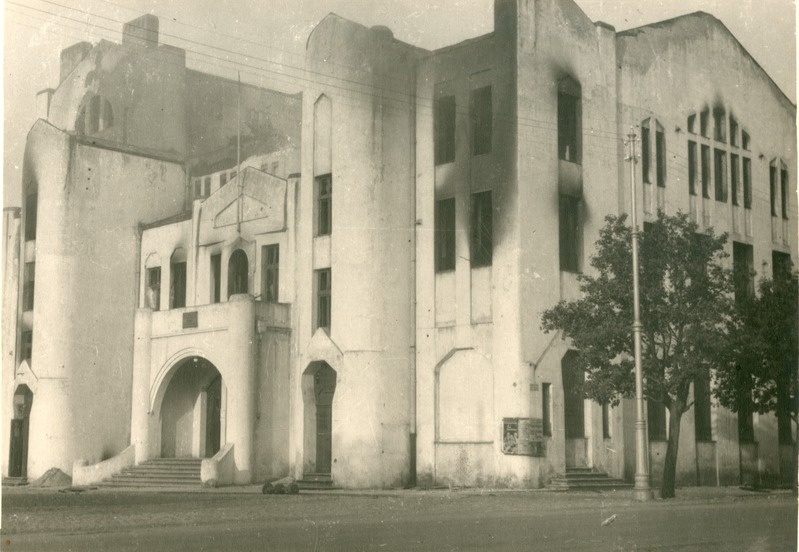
[733,242,754,306]
[688,141,697,196]
[713,107,726,142]
[699,108,709,137]
[146,266,161,310]
[228,249,249,298]
[602,403,611,439]
[315,268,331,331]
[435,198,456,272]
[647,399,667,440]
[220,173,228,187]
[714,149,727,202]
[261,244,279,303]
[470,191,492,267]
[558,80,581,164]
[781,168,789,219]
[542,383,552,437]
[24,192,37,241]
[21,331,32,363]
[701,145,711,199]
[770,164,778,216]
[471,86,492,155]
[656,126,666,187]
[210,254,221,304]
[694,376,713,441]
[316,174,332,236]
[641,122,651,184]
[22,262,35,311]
[730,154,740,206]
[204,177,211,197]
[170,253,187,309]
[193,179,202,198]
[559,195,580,272]
[743,158,752,209]
[687,114,696,134]
[742,131,750,151]
[729,115,739,147]
[434,95,456,165]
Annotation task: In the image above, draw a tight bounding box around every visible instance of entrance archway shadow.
[9,385,33,478]
[302,362,336,474]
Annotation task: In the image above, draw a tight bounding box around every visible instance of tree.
[541,211,735,498]
[715,271,798,487]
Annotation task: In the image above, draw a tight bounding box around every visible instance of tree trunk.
[660,404,684,499]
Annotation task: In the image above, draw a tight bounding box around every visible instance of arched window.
[228,249,249,298]
[76,95,114,134]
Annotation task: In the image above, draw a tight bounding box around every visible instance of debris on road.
[263,476,299,495]
[30,468,71,488]
[601,514,617,527]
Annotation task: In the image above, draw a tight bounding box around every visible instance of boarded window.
[471,86,492,155]
[558,80,581,163]
[688,141,697,196]
[315,268,331,330]
[647,399,667,440]
[316,174,332,236]
[435,198,456,272]
[730,154,740,206]
[22,262,35,312]
[743,158,752,209]
[733,242,754,306]
[434,95,456,165]
[714,149,727,202]
[470,191,492,268]
[559,195,580,272]
[694,376,713,441]
[261,244,279,303]
[24,192,37,241]
[228,249,249,298]
[701,145,710,199]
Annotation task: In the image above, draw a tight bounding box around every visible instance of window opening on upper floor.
[742,131,750,151]
[261,244,279,303]
[699,108,709,138]
[24,191,37,242]
[471,86,492,156]
[701,145,711,199]
[780,166,790,220]
[470,191,492,268]
[770,162,778,217]
[713,107,726,143]
[315,174,332,236]
[315,268,331,331]
[22,262,35,312]
[641,120,651,184]
[170,249,187,309]
[742,157,752,209]
[694,375,713,441]
[435,197,456,272]
[435,94,456,165]
[687,114,696,134]
[714,149,727,202]
[146,266,161,310]
[557,77,581,164]
[730,154,740,206]
[220,173,228,188]
[647,399,666,441]
[77,95,114,134]
[559,194,581,273]
[655,124,666,188]
[210,253,221,304]
[729,114,739,147]
[733,241,754,306]
[228,249,249,298]
[688,141,697,196]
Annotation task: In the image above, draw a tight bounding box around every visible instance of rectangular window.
[316,174,332,236]
[770,166,778,216]
[781,169,789,219]
[694,376,713,441]
[730,154,740,206]
[220,173,228,187]
[435,198,456,272]
[25,192,37,241]
[542,383,552,437]
[647,399,667,440]
[193,179,202,198]
[470,191,492,268]
[700,109,709,137]
[733,241,754,306]
[729,115,738,147]
[21,331,32,363]
[559,195,580,272]
[315,268,331,331]
[22,262,35,312]
[602,403,611,439]
[714,149,727,202]
[772,250,793,282]
[146,267,161,310]
[743,158,752,209]
[471,86,492,156]
[656,129,666,188]
[170,262,186,309]
[558,92,580,163]
[713,107,726,142]
[688,141,697,196]
[261,244,279,303]
[203,177,211,197]
[701,145,711,199]
[434,95,456,165]
[742,131,750,151]
[687,114,696,134]
[641,126,651,184]
[210,254,221,304]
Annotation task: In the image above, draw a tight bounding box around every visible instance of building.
[3,0,795,490]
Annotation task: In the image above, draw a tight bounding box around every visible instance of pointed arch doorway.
[8,385,33,478]
[302,362,337,474]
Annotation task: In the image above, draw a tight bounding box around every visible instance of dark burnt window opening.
[22,262,35,312]
[542,383,552,436]
[435,198,456,272]
[733,241,754,306]
[713,107,726,143]
[434,95,456,165]
[86,95,114,133]
[742,131,750,151]
[730,154,740,206]
[170,261,186,309]
[558,91,581,163]
[729,115,739,147]
[694,376,713,441]
[647,399,667,440]
[21,331,32,363]
[470,191,493,268]
[24,192,37,241]
[714,149,727,202]
[471,86,492,156]
[210,254,221,304]
[742,158,752,209]
[687,114,696,134]
[688,141,697,196]
[699,109,709,138]
[656,128,666,188]
[316,174,332,236]
[781,168,789,220]
[261,244,279,303]
[228,249,249,298]
[559,194,581,273]
[701,145,711,199]
[315,268,331,331]
[770,165,778,216]
[641,123,651,184]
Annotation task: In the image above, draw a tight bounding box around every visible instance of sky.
[3,0,796,207]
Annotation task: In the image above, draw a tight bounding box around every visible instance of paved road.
[2,489,795,551]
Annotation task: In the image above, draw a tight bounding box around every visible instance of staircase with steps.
[100,458,202,488]
[548,467,631,491]
[297,473,334,490]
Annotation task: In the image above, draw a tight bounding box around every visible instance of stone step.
[2,476,28,486]
[297,474,334,490]
[548,469,631,491]
[120,467,201,475]
[98,457,203,488]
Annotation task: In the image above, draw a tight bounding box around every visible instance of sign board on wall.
[502,417,546,457]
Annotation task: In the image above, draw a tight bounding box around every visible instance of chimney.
[123,14,159,49]
[60,42,92,83]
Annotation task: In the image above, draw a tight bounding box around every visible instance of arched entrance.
[8,385,33,478]
[160,357,223,458]
[562,351,587,467]
[228,249,249,298]
[302,362,336,474]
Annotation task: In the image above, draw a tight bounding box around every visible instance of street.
[2,487,795,551]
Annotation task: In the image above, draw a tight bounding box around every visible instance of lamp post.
[627,127,653,501]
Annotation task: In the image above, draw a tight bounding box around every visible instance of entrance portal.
[562,351,587,467]
[160,357,223,458]
[8,385,33,478]
[302,362,336,474]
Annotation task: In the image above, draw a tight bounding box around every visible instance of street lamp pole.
[627,127,653,501]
